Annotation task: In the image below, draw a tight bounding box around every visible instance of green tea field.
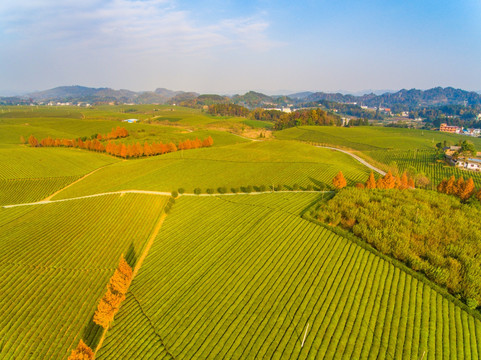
[2,105,481,360]
[0,193,169,359]
[276,126,481,188]
[52,140,371,199]
[97,194,481,360]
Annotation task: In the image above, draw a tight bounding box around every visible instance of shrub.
[292,184,300,191]
[171,190,179,198]
[231,187,239,194]
[178,188,185,194]
[194,188,202,195]
[467,298,478,310]
[306,184,314,191]
[206,188,215,194]
[259,185,267,192]
[217,187,227,194]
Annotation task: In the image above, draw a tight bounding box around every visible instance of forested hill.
[2,86,480,109]
[302,87,481,109]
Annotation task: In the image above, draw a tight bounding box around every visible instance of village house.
[444,146,481,171]
[440,123,460,133]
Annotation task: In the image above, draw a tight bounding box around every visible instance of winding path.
[316,145,386,176]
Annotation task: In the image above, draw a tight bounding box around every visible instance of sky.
[0,0,480,95]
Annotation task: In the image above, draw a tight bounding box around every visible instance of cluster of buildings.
[440,123,481,137]
[444,146,481,172]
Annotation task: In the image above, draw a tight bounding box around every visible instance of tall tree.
[93,256,133,329]
[67,339,94,360]
[459,178,475,201]
[400,172,409,190]
[332,171,347,189]
[366,172,376,189]
[28,135,38,147]
[382,171,396,189]
[445,175,456,195]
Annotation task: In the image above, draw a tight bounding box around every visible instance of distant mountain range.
[9,85,196,105]
[1,85,480,109]
[301,87,481,108]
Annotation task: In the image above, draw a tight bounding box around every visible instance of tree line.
[207,104,250,117]
[437,176,480,202]
[67,256,133,360]
[27,133,214,159]
[332,171,415,190]
[207,104,342,130]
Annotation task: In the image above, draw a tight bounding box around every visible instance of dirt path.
[3,190,332,208]
[229,132,262,142]
[316,145,386,176]
[41,165,109,202]
[133,212,167,278]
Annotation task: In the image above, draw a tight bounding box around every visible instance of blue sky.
[0,0,480,95]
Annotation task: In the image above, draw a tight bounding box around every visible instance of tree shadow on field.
[125,242,138,268]
[82,314,104,350]
[308,176,329,191]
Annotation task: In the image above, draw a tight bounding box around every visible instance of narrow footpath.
[316,145,386,176]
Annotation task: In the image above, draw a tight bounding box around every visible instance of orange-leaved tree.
[332,171,347,189]
[400,172,409,189]
[445,175,456,195]
[67,339,94,360]
[382,171,396,189]
[28,135,38,147]
[459,178,475,201]
[366,172,376,189]
[93,255,133,329]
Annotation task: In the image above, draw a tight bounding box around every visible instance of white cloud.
[0,0,278,55]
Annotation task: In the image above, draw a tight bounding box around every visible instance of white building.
[455,158,481,171]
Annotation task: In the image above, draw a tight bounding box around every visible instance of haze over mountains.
[2,85,481,109]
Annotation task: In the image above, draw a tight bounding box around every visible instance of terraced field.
[0,193,169,360]
[53,141,371,199]
[97,194,481,360]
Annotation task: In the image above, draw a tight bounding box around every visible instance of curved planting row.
[0,176,79,206]
[97,194,481,359]
[0,147,117,180]
[0,194,169,360]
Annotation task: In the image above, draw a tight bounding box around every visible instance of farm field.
[0,193,169,360]
[367,149,481,189]
[2,105,481,359]
[53,140,371,199]
[276,126,481,188]
[0,147,119,205]
[97,194,481,360]
[275,126,481,151]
